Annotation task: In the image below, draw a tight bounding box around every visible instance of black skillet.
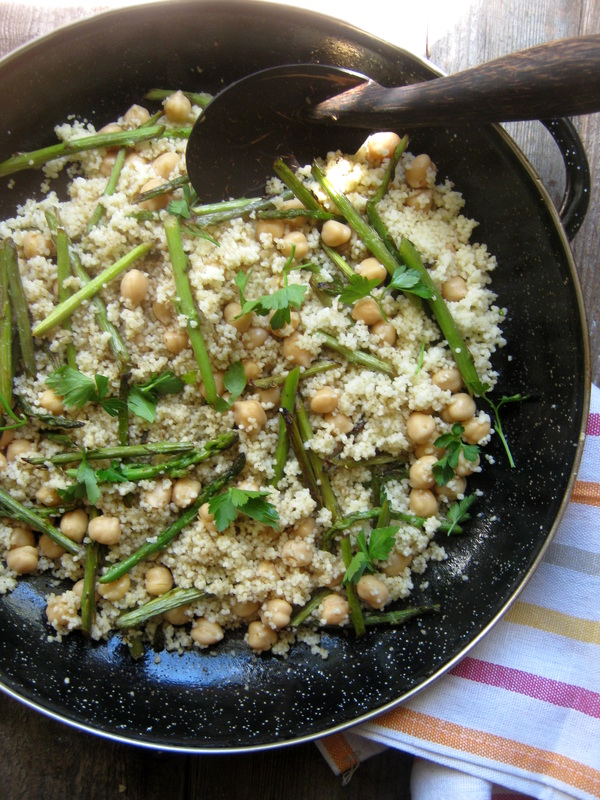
[0,0,590,752]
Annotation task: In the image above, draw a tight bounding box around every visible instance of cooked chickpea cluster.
[0,107,503,659]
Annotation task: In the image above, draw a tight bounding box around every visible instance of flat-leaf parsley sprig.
[342,525,398,585]
[208,487,279,532]
[46,366,123,417]
[235,253,308,330]
[484,392,529,468]
[432,423,480,486]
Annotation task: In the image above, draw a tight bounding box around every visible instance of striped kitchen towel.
[317,383,600,800]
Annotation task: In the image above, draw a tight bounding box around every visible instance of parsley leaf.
[46,366,124,418]
[127,371,185,423]
[342,526,398,585]
[388,264,432,299]
[208,487,279,532]
[167,183,198,220]
[338,273,382,306]
[433,423,479,486]
[58,451,101,505]
[445,494,477,536]
[483,393,529,468]
[236,257,307,330]
[213,361,247,413]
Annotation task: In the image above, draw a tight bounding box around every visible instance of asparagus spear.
[87,147,127,232]
[289,587,332,627]
[280,408,322,506]
[0,243,12,403]
[0,487,80,555]
[117,373,130,447]
[363,604,440,627]
[80,536,102,635]
[117,586,206,629]
[0,125,165,178]
[26,441,194,466]
[55,228,77,368]
[340,536,365,637]
[45,209,130,369]
[144,88,214,108]
[251,360,338,389]
[269,366,300,487]
[98,453,245,583]
[295,398,339,521]
[164,215,216,404]
[317,330,394,375]
[3,238,36,377]
[32,241,152,337]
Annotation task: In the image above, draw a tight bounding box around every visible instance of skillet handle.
[542,118,590,240]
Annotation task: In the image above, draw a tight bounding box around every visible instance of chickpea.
[142,481,172,510]
[442,275,468,302]
[405,154,435,189]
[320,593,350,626]
[456,450,480,477]
[71,579,85,600]
[365,131,402,165]
[232,400,267,434]
[138,177,171,211]
[6,545,38,574]
[39,534,66,559]
[462,415,492,445]
[88,515,121,545]
[382,550,413,577]
[247,620,278,651]
[123,104,150,126]
[256,560,280,582]
[45,594,72,627]
[22,230,52,259]
[357,257,387,282]
[163,90,192,123]
[99,152,117,177]
[356,574,390,609]
[223,301,252,333]
[371,321,397,346]
[406,412,436,444]
[321,220,351,247]
[97,574,130,602]
[98,121,123,136]
[414,439,443,459]
[6,439,32,461]
[244,326,269,350]
[310,386,339,415]
[435,475,467,501]
[409,454,438,489]
[257,387,281,409]
[191,618,224,647]
[260,598,293,630]
[324,412,353,434]
[38,389,64,416]
[283,331,313,368]
[256,219,285,240]
[10,528,35,549]
[35,486,61,506]
[441,392,477,423]
[145,565,173,596]
[281,538,314,568]
[409,488,439,517]
[242,359,260,380]
[279,231,309,260]
[163,605,192,626]
[120,269,149,307]
[124,152,147,170]
[198,501,217,530]
[292,518,315,539]
[152,151,180,178]
[172,477,201,508]
[152,299,173,325]
[231,600,260,619]
[405,189,434,211]
[164,329,189,354]
[351,297,383,326]
[0,429,14,449]
[431,366,463,393]
[269,309,299,338]
[0,452,6,472]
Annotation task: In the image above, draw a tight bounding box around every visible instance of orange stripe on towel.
[319,732,360,774]
[571,480,600,506]
[374,708,600,797]
[505,602,600,645]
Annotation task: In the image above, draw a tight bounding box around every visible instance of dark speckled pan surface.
[0,0,589,752]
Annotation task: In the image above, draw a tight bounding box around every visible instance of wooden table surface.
[0,1,598,798]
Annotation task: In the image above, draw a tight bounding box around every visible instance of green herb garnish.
[432,423,479,486]
[235,253,308,330]
[208,487,279,532]
[342,526,398,585]
[46,366,122,417]
[213,361,247,413]
[445,494,477,536]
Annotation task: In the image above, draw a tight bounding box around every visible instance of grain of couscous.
[0,91,505,657]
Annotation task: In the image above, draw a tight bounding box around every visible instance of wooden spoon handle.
[311,35,600,127]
